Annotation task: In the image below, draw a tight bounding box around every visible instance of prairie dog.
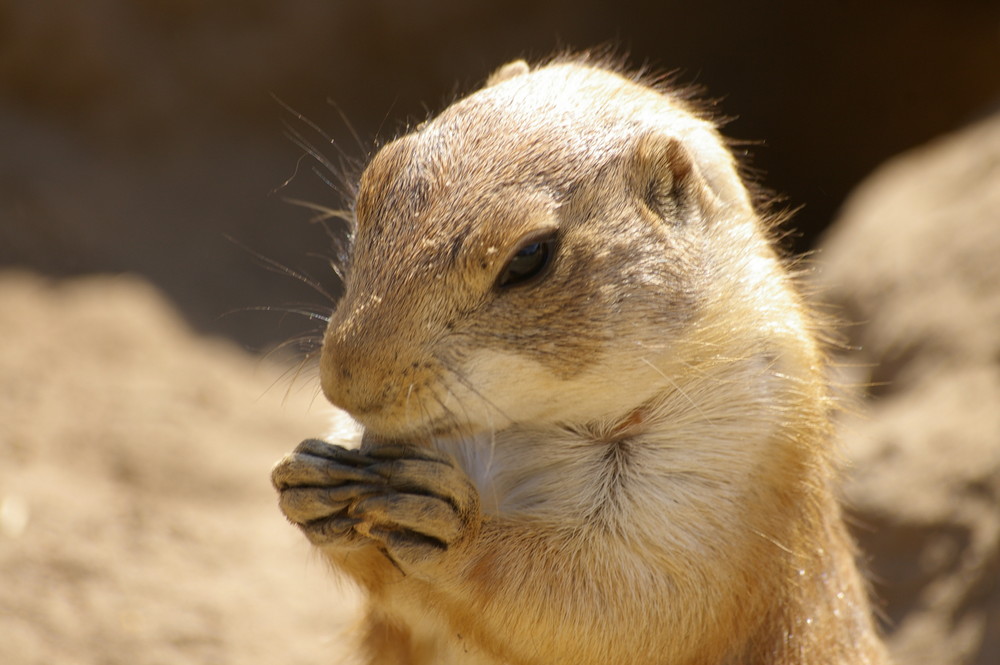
[272,57,889,665]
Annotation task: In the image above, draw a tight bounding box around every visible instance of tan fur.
[275,57,890,665]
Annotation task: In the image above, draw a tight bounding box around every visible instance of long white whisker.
[441,364,514,425]
[639,356,715,424]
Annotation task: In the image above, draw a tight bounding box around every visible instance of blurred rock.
[816,113,1000,665]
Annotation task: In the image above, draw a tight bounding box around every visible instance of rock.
[816,113,1000,665]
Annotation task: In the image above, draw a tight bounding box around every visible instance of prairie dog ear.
[628,132,705,225]
[486,60,530,87]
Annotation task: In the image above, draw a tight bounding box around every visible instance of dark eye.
[496,233,555,288]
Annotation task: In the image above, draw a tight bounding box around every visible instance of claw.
[368,527,447,565]
[293,438,373,466]
[368,459,474,514]
[301,515,364,547]
[278,484,383,524]
[271,451,384,491]
[363,443,453,465]
[274,436,481,568]
[350,492,463,545]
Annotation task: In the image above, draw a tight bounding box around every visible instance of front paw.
[271,438,385,548]
[272,439,482,568]
[350,443,481,568]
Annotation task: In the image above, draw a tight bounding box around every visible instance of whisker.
[440,363,514,425]
[438,377,478,435]
[274,94,366,193]
[280,120,347,193]
[371,94,401,150]
[403,382,417,429]
[282,197,355,226]
[308,382,326,411]
[272,150,312,195]
[279,199,353,283]
[271,94,358,200]
[326,96,369,158]
[225,235,339,305]
[256,344,322,404]
[751,527,796,556]
[281,123,356,204]
[639,356,715,424]
[426,382,464,438]
[229,304,331,325]
[281,349,321,405]
[282,197,353,264]
[266,336,323,364]
[305,252,347,283]
[271,93,336,145]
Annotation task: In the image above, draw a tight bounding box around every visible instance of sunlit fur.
[310,56,888,665]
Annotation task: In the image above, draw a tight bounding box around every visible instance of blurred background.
[1,2,998,664]
[2,0,998,350]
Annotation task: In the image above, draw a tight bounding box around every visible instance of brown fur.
[273,57,890,665]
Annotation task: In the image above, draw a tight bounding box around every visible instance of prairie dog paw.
[350,443,482,566]
[272,440,481,566]
[271,439,384,548]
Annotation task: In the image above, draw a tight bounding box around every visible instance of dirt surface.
[0,273,361,665]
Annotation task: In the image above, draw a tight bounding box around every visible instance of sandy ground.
[0,272,361,665]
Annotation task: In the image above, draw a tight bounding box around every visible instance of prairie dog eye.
[496,231,557,288]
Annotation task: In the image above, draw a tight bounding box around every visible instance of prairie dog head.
[320,60,796,440]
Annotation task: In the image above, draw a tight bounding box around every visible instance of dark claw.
[369,527,447,565]
[363,443,454,465]
[275,437,480,566]
[271,452,384,491]
[367,459,472,513]
[350,492,462,544]
[293,438,374,466]
[278,484,385,524]
[301,515,364,546]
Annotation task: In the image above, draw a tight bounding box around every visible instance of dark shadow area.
[2,0,998,350]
